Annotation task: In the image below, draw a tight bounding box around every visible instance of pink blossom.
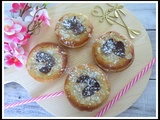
[4,3,50,70]
[12,17,29,33]
[30,7,51,26]
[4,17,30,45]
[12,17,31,44]
[4,42,27,68]
[4,52,23,68]
[12,33,30,45]
[4,19,22,35]
[10,3,29,13]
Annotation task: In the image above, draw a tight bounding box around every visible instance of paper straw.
[4,91,64,109]
[96,58,156,117]
[4,58,156,117]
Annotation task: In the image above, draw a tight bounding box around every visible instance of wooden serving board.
[4,3,153,117]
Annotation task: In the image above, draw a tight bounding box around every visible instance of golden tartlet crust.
[26,42,67,82]
[64,64,110,111]
[55,13,93,48]
[92,31,134,72]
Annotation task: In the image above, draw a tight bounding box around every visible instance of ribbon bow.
[91,3,141,39]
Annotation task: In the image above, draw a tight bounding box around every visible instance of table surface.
[3,2,157,118]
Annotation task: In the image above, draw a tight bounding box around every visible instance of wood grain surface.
[3,2,157,118]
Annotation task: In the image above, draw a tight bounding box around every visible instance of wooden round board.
[4,3,153,117]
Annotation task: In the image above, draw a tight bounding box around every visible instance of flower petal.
[12,23,22,32]
[9,42,17,52]
[4,52,12,60]
[4,20,15,35]
[25,33,30,39]
[10,9,18,13]
[4,29,15,35]
[16,33,24,40]
[43,10,50,19]
[20,3,25,9]
[12,3,20,10]
[16,54,26,64]
[16,16,23,23]
[24,16,33,22]
[30,7,37,16]
[21,26,27,32]
[21,41,28,45]
[14,60,23,68]
[4,15,9,20]
[13,37,20,43]
[44,19,50,26]
[4,44,11,51]
[4,57,14,67]
[4,19,13,27]
[4,34,14,43]
[15,46,25,55]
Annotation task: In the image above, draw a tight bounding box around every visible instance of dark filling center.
[76,75,100,97]
[36,52,55,73]
[63,16,86,35]
[102,38,125,57]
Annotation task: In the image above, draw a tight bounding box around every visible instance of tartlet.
[64,64,110,111]
[55,13,93,48]
[26,42,67,82]
[92,31,134,72]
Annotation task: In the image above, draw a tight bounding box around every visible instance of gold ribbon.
[91,3,141,39]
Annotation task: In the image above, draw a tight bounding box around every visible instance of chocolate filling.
[36,52,55,73]
[63,16,86,35]
[76,75,100,97]
[102,38,125,57]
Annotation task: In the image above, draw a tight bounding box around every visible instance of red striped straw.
[4,91,64,109]
[96,57,156,117]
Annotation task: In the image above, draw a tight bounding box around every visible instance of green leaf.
[43,3,50,6]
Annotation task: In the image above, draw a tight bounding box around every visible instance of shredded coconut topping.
[102,38,125,57]
[63,16,86,35]
[36,52,55,73]
[76,75,100,97]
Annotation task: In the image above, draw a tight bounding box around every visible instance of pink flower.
[4,17,30,45]
[4,3,51,70]
[12,33,30,45]
[4,52,23,68]
[30,7,51,26]
[4,42,27,68]
[4,19,22,35]
[10,3,29,13]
